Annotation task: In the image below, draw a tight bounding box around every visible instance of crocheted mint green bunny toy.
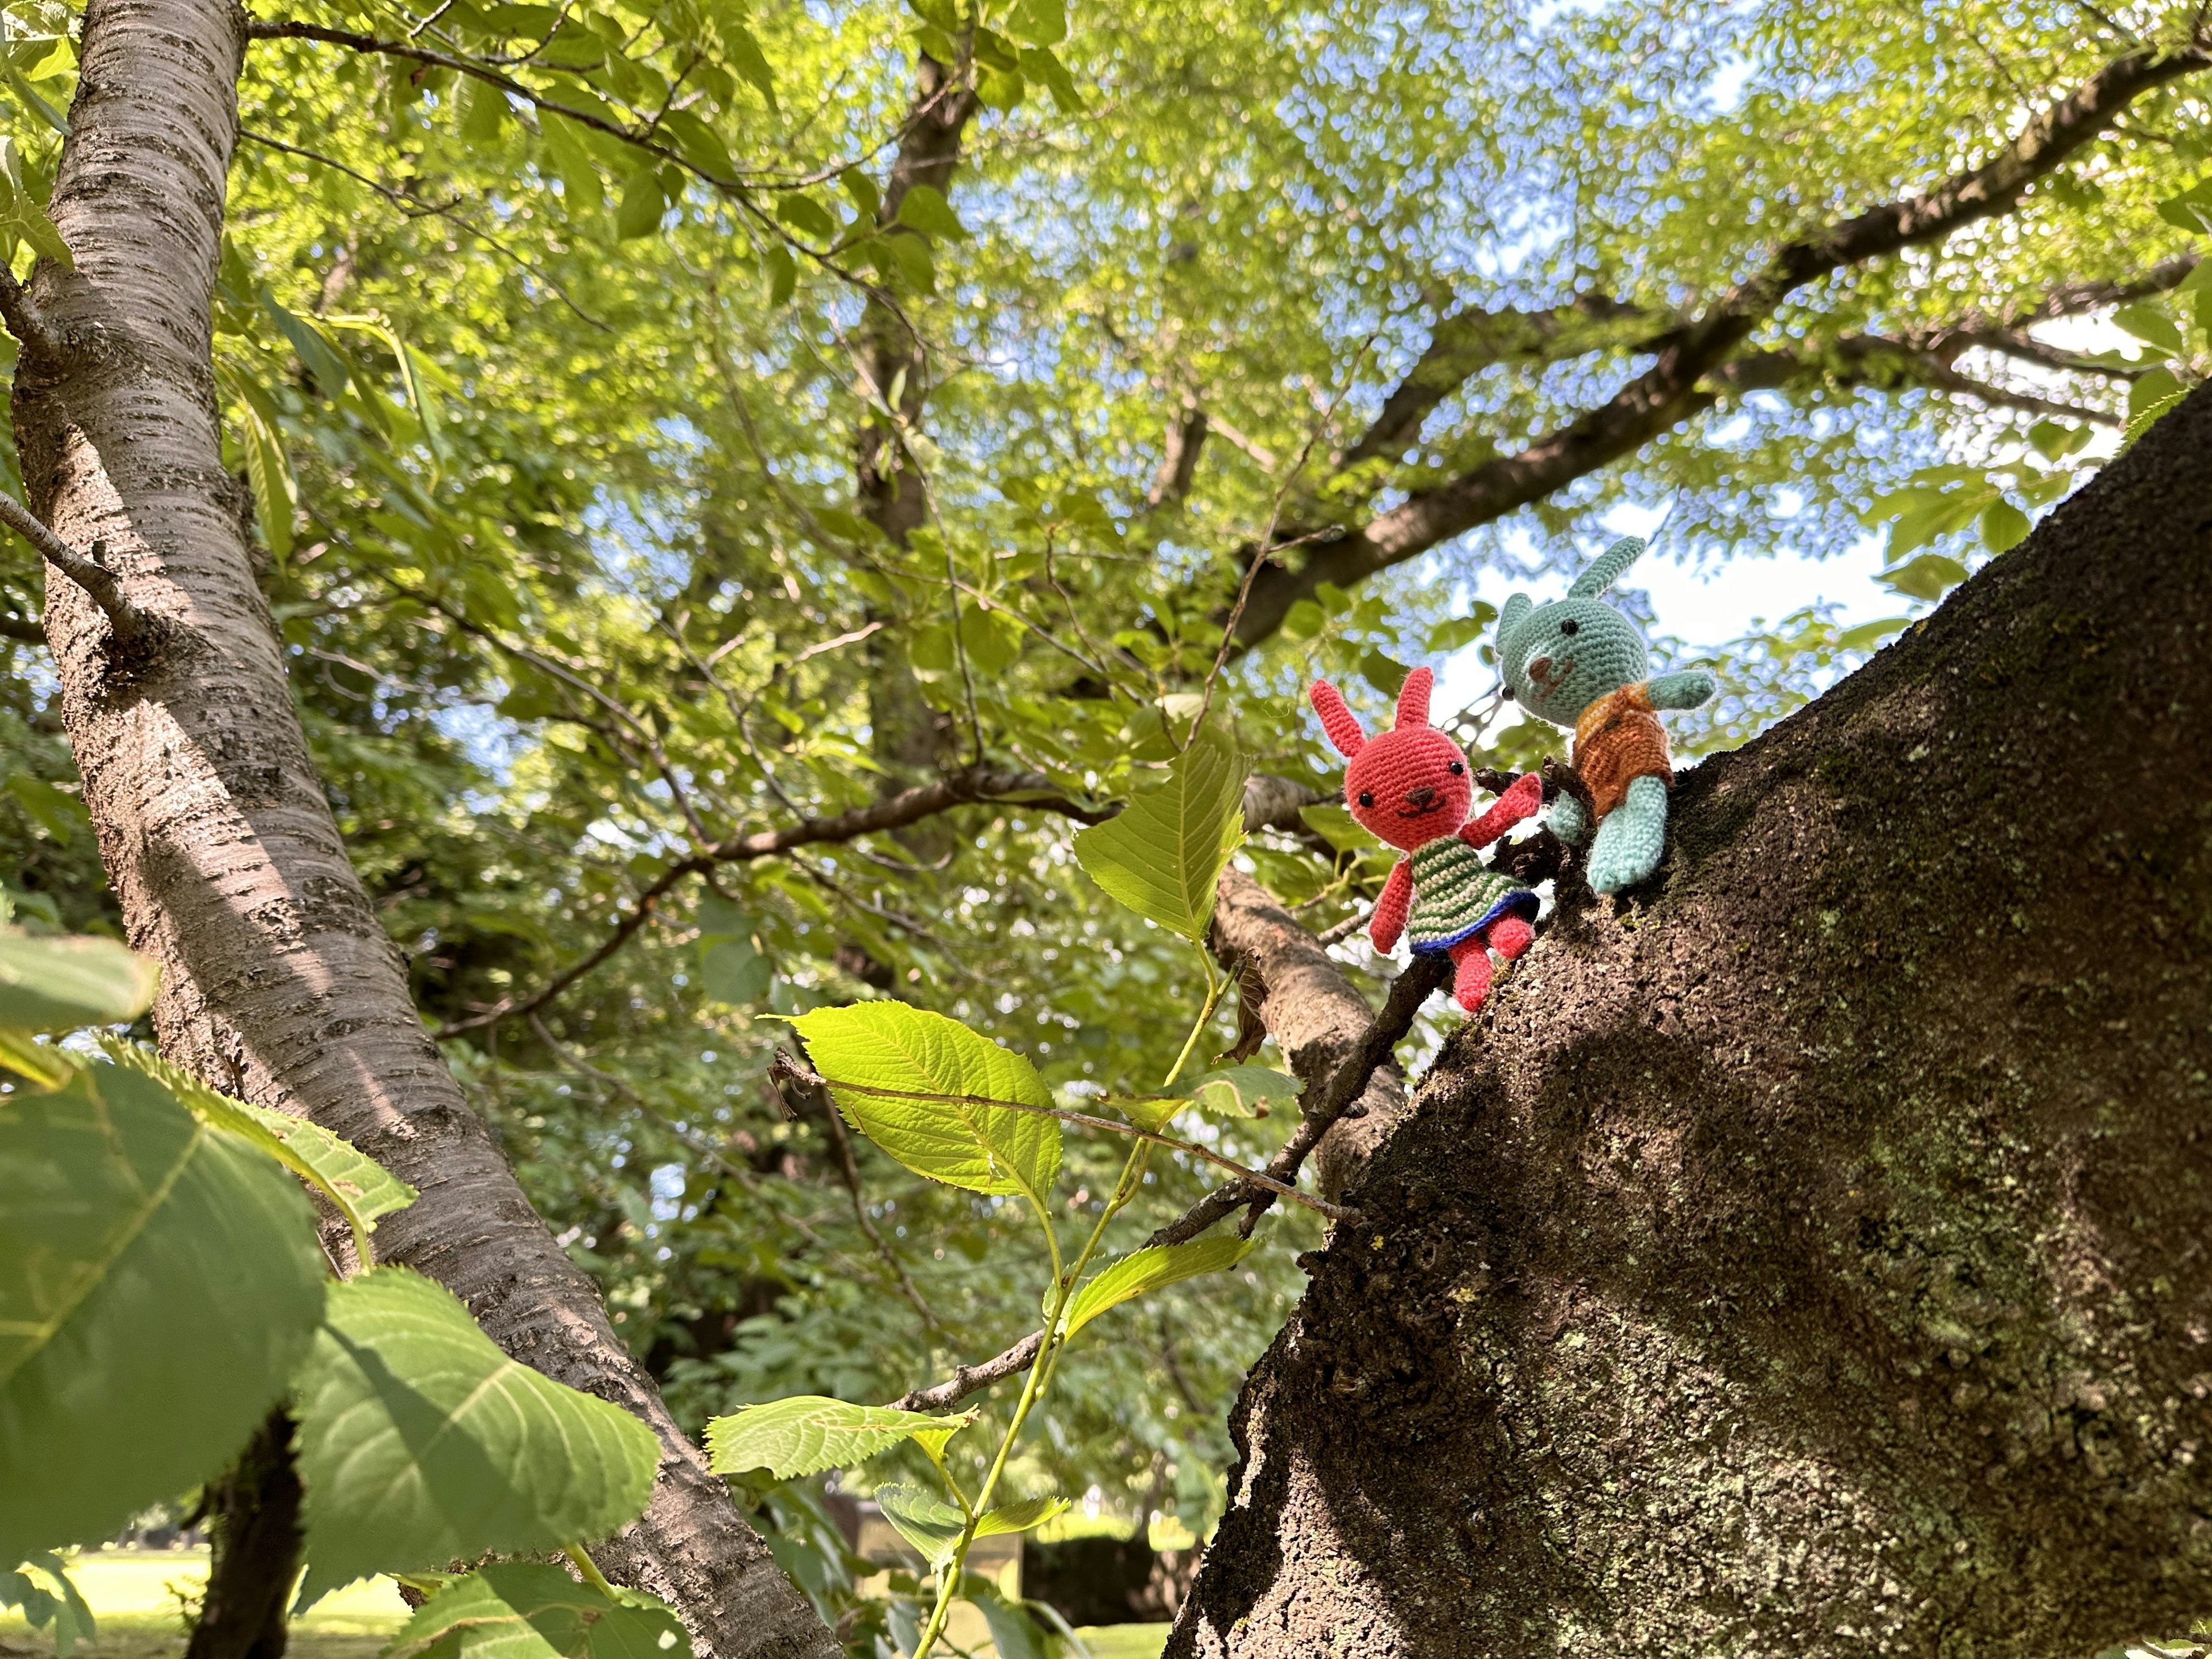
[1494,536,1717,895]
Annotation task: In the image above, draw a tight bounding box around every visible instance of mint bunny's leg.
[1446,938,1495,1012]
[1543,794,1589,846]
[1586,774,1669,895]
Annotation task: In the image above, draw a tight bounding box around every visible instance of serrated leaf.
[658,109,733,183]
[761,242,796,307]
[1835,617,1909,652]
[233,387,298,559]
[717,21,775,107]
[895,183,967,242]
[540,114,604,213]
[703,1396,974,1479]
[1425,605,1497,654]
[1060,1236,1255,1343]
[1073,722,1245,941]
[786,1003,1060,1205]
[293,1266,660,1609]
[874,1486,1068,1567]
[0,929,158,1032]
[1004,0,1065,45]
[0,1064,327,1567]
[838,166,881,223]
[381,1564,691,1659]
[1017,45,1083,113]
[95,1038,416,1262]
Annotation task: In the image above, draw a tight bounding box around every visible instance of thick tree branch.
[0,494,158,646]
[1231,45,2212,646]
[1715,336,2126,427]
[433,767,1111,1037]
[1339,294,1659,472]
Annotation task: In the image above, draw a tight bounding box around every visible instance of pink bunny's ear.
[1309,679,1366,756]
[1394,666,1434,729]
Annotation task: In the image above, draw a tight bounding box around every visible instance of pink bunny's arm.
[1370,859,1414,953]
[1460,771,1544,849]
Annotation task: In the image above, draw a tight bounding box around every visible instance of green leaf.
[1060,1235,1255,1342]
[1004,0,1066,46]
[1297,802,1378,855]
[1978,498,2031,553]
[658,110,733,183]
[874,1486,1069,1567]
[1017,46,1083,113]
[1180,1065,1300,1119]
[2154,177,2212,236]
[2112,302,2185,357]
[717,21,775,107]
[700,937,770,1004]
[895,183,968,242]
[703,1396,975,1479]
[2,1554,96,1658]
[882,229,935,292]
[761,243,796,308]
[2,63,68,136]
[775,192,839,242]
[963,1584,1050,1659]
[1356,646,1412,698]
[839,166,881,223]
[540,114,604,213]
[0,1064,327,1567]
[1835,617,1910,652]
[382,1564,691,1659]
[5,774,88,841]
[1877,552,1969,603]
[1425,604,1498,654]
[460,78,509,142]
[2124,366,2186,448]
[292,1266,661,1608]
[260,289,355,398]
[786,1003,1061,1205]
[235,388,298,559]
[1278,599,1327,642]
[1072,721,1245,942]
[2026,420,2090,462]
[0,929,159,1032]
[94,1038,416,1262]
[615,169,665,240]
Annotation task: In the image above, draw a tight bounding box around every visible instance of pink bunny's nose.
[1406,786,1437,809]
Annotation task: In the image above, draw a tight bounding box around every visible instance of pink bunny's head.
[1309,667,1474,851]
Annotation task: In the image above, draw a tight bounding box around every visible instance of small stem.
[1160,950,1224,1093]
[564,1545,615,1596]
[911,1138,1147,1659]
[0,497,154,646]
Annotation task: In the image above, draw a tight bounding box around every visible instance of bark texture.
[1171,385,2212,1657]
[185,1410,303,1659]
[17,3,831,1653]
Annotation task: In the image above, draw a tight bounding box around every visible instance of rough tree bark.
[15,2,832,1653]
[1171,386,2212,1656]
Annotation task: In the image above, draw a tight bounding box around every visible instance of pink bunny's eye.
[1448,761,1464,775]
[1357,791,1374,808]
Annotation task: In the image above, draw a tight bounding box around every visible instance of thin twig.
[1145,953,1449,1248]
[0,497,155,646]
[805,1070,943,1329]
[888,1332,1044,1413]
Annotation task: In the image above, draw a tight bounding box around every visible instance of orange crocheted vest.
[1572,682,1672,820]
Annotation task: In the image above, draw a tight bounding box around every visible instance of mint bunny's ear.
[1497,593,1532,647]
[1569,536,1646,597]
[1310,679,1366,756]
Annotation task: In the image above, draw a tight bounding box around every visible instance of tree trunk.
[1170,386,2212,1657]
[185,1410,303,1659]
[16,3,831,1654]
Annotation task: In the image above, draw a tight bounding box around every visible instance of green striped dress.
[1405,835,1538,955]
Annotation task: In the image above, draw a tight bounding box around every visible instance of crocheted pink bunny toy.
[1311,666,1544,1012]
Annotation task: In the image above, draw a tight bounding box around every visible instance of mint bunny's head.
[1495,536,1653,726]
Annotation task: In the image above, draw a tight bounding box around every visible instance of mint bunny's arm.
[1647,669,1718,710]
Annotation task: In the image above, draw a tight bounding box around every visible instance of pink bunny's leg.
[1446,937,1495,1012]
[1486,915,1535,961]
